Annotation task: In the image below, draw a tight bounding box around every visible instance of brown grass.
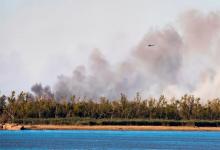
[23,125,220,131]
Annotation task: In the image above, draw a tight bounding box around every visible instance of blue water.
[0,130,220,150]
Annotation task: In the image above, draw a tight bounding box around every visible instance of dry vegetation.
[1,91,220,127]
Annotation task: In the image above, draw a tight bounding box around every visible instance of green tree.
[0,95,6,115]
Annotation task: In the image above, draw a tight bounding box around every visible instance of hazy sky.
[1,0,220,96]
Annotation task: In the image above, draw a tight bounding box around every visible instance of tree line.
[1,91,220,123]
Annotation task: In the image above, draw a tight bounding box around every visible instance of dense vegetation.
[1,91,220,126]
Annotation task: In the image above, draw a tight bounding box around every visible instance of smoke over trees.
[31,83,54,99]
[53,10,220,100]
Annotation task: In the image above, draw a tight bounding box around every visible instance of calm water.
[0,130,220,150]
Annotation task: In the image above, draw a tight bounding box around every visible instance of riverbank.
[23,125,220,131]
[0,124,24,130]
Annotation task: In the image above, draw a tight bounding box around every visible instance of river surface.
[0,130,220,150]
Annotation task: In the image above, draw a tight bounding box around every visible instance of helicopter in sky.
[148,44,155,47]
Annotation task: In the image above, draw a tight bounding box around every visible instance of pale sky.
[1,0,220,95]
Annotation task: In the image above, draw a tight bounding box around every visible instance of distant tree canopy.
[1,91,220,123]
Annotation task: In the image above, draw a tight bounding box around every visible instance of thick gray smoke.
[31,83,54,99]
[54,10,220,100]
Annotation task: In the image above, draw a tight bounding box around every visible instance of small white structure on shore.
[1,124,24,130]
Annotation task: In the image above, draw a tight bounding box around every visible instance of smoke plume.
[54,10,220,100]
[31,83,54,99]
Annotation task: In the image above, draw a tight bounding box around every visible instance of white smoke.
[54,10,220,101]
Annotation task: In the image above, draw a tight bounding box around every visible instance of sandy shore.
[23,125,220,131]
